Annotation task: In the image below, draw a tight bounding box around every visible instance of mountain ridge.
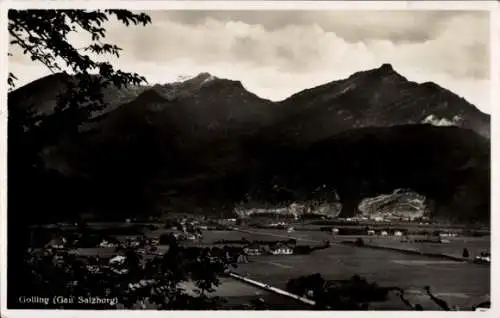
[10,63,491,113]
[267,64,490,143]
[10,64,490,142]
[8,63,491,223]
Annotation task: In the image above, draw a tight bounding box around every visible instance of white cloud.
[8,10,491,113]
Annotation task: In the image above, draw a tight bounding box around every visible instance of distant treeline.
[28,225,150,248]
[319,227,409,235]
[318,226,488,237]
[293,243,330,255]
[340,239,476,263]
[213,239,297,245]
[245,213,296,219]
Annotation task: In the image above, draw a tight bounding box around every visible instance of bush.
[462,248,470,258]
[355,238,365,247]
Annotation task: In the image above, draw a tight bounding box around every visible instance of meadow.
[38,223,490,310]
[207,228,490,310]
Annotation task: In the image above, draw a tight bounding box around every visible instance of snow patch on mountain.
[202,74,216,84]
[421,114,462,127]
[173,73,217,85]
[175,74,194,82]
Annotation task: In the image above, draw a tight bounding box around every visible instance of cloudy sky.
[9,10,491,113]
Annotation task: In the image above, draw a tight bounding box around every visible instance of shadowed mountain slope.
[7,65,491,223]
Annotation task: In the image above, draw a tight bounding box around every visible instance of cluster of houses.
[171,232,201,241]
[438,232,458,238]
[323,228,406,237]
[368,214,425,222]
[164,218,206,241]
[363,229,459,242]
[474,251,491,264]
[243,243,295,256]
[366,229,405,237]
[45,237,68,249]
[338,216,369,223]
[336,214,430,223]
[43,233,163,251]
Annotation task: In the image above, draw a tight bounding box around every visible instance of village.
[20,209,491,310]
[38,213,491,269]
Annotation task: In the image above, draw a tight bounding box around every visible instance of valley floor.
[22,222,490,310]
[204,228,490,310]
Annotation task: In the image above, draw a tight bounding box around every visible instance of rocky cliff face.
[358,189,429,219]
[244,124,489,222]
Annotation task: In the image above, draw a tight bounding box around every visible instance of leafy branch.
[8,9,151,100]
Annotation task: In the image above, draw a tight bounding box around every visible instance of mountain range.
[8,64,491,223]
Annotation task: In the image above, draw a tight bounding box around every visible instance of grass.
[363,236,490,259]
[41,223,490,310]
[219,228,490,310]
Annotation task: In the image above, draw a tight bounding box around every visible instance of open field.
[35,224,490,310]
[296,220,489,230]
[209,228,490,310]
[361,236,490,259]
[201,230,293,244]
[180,277,309,309]
[235,227,490,257]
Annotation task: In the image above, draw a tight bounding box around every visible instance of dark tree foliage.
[462,248,470,258]
[7,9,153,307]
[8,10,151,216]
[17,238,232,309]
[8,9,149,91]
[8,9,153,222]
[355,237,365,247]
[8,10,150,171]
[286,274,393,310]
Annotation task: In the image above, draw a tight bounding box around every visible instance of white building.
[109,255,126,265]
[475,252,491,264]
[45,237,66,249]
[439,232,458,238]
[129,241,140,247]
[244,247,262,256]
[269,245,293,255]
[99,240,118,248]
[237,254,249,263]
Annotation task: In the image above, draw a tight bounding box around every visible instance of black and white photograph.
[0,0,496,314]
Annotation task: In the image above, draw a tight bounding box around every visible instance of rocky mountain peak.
[190,72,216,83]
[364,63,406,80]
[378,63,394,72]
